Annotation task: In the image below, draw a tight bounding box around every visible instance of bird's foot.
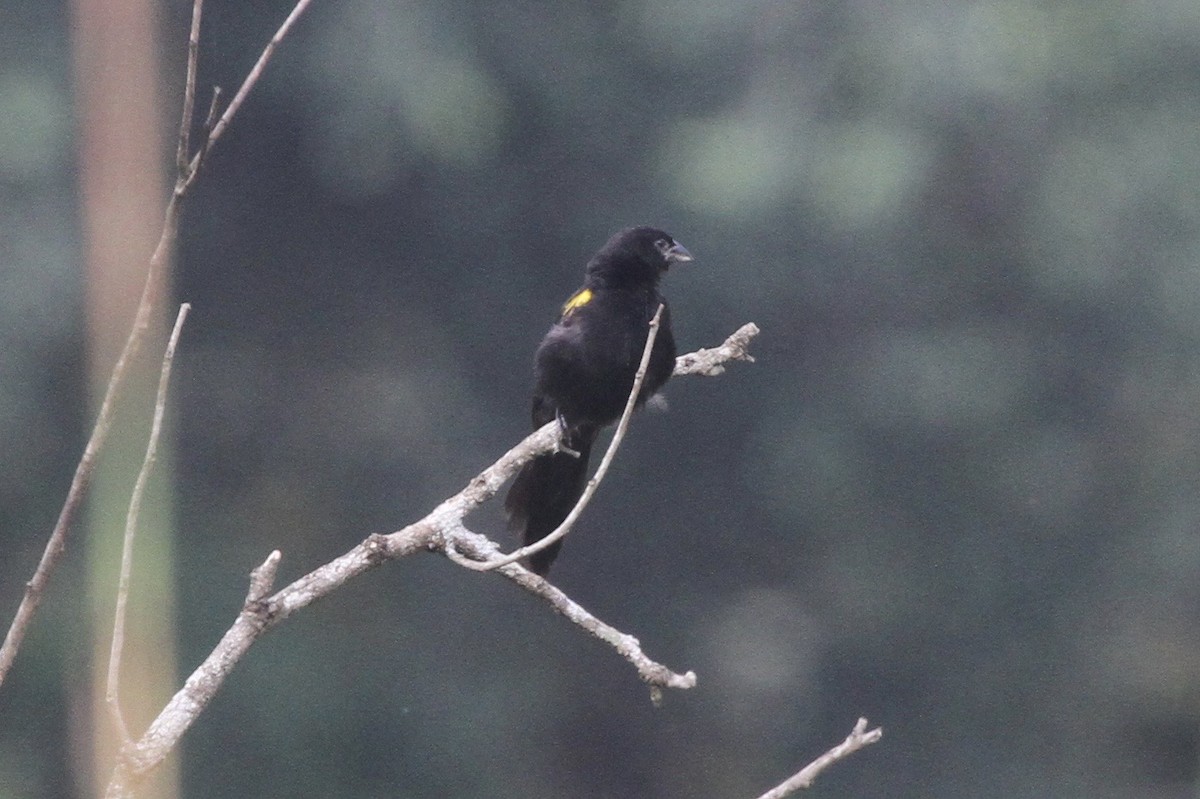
[555,411,582,458]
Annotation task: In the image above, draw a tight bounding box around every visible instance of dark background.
[4,1,1200,797]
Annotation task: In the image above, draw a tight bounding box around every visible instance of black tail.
[504,430,596,576]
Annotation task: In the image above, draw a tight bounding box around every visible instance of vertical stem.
[106,304,190,748]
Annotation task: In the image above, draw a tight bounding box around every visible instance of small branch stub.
[245,550,281,606]
[674,322,759,376]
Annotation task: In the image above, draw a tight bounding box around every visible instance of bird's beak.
[665,242,693,264]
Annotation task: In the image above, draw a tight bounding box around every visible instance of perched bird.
[504,226,692,575]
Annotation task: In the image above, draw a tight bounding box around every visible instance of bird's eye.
[654,238,671,253]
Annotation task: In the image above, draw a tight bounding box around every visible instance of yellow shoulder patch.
[561,288,593,316]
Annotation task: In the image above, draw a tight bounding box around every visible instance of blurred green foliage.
[3,0,1200,797]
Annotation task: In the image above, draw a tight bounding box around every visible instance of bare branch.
[106,304,190,748]
[0,208,173,688]
[674,322,760,376]
[45,3,773,796]
[176,0,204,175]
[446,527,697,692]
[103,325,752,795]
[753,718,883,799]
[462,303,667,572]
[0,0,310,691]
[187,0,316,182]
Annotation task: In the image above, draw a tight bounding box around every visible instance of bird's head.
[586,226,693,287]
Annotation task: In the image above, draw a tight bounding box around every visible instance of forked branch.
[103,324,754,798]
[0,0,316,691]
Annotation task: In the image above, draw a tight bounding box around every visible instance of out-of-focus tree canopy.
[4,1,1200,796]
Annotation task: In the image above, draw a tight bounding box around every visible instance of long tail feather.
[504,433,595,575]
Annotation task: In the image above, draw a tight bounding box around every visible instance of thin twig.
[202,86,222,133]
[106,304,191,749]
[189,87,223,178]
[753,718,883,799]
[444,526,696,692]
[459,304,666,572]
[185,0,315,186]
[0,209,174,690]
[176,0,204,175]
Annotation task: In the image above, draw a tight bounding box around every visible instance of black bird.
[505,226,692,575]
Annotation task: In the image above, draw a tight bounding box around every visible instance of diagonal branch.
[445,527,697,694]
[752,718,883,799]
[674,322,759,376]
[182,0,316,189]
[103,326,754,797]
[0,204,173,690]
